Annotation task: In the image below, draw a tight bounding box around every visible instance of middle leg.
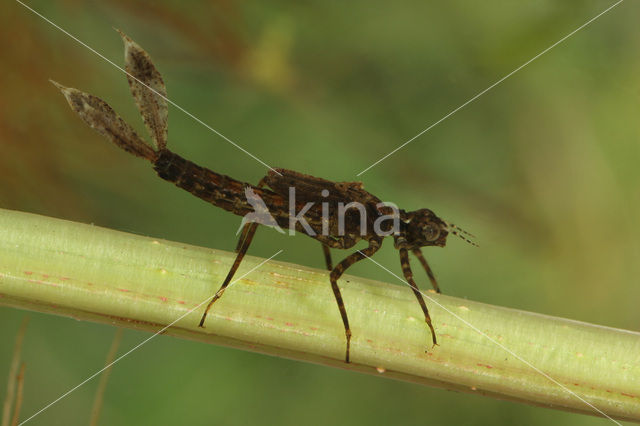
[329,238,382,363]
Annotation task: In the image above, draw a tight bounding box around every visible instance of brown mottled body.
[52,31,476,363]
[153,149,282,218]
[152,149,442,362]
[154,151,387,244]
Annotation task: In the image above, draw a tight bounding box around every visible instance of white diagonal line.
[15,0,281,175]
[357,250,621,425]
[18,250,283,425]
[356,0,624,176]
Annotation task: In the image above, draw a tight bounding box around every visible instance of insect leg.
[199,178,268,327]
[321,245,333,271]
[235,224,252,253]
[235,177,268,253]
[235,178,266,253]
[411,248,441,293]
[199,222,258,327]
[329,238,382,363]
[399,248,437,347]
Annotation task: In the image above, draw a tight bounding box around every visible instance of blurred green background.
[1,0,638,425]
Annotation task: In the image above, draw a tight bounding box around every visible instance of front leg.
[411,248,441,293]
[399,248,437,347]
[329,238,382,363]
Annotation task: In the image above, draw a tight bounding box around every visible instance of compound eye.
[423,223,440,242]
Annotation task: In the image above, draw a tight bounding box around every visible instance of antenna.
[444,221,478,247]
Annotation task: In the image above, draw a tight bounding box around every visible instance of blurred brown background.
[1,1,638,425]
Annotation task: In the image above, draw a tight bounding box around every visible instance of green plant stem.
[0,208,638,422]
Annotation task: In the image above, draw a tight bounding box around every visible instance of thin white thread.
[18,250,283,425]
[15,0,281,175]
[356,0,624,176]
[357,250,622,425]
[13,0,626,422]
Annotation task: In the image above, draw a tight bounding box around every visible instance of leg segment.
[329,238,382,363]
[322,244,333,271]
[199,178,268,327]
[234,177,268,253]
[235,221,253,252]
[411,248,441,293]
[198,222,258,327]
[399,248,437,347]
